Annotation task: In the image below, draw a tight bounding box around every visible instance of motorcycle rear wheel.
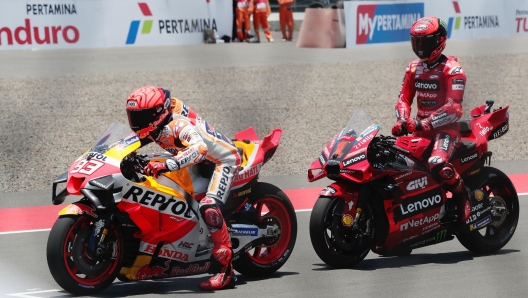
[46,216,123,295]
[457,167,519,254]
[233,182,297,277]
[310,196,372,268]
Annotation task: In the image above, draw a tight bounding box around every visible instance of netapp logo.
[342,152,366,167]
[415,80,440,91]
[393,189,443,222]
[460,152,478,164]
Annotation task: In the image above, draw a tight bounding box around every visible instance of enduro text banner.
[0,0,233,51]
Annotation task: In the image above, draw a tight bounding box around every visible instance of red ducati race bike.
[308,100,518,268]
[47,123,297,295]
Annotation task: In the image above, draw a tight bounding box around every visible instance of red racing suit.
[395,55,467,185]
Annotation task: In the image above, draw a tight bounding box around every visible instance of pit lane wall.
[344,0,528,48]
[0,0,233,51]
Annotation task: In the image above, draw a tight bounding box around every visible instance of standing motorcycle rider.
[391,16,473,224]
[125,86,241,290]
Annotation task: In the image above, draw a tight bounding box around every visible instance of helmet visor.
[127,107,160,133]
[411,35,438,59]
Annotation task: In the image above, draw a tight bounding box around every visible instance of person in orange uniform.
[252,0,273,42]
[235,0,250,42]
[278,0,294,41]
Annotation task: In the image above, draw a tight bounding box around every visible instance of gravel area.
[1,48,527,192]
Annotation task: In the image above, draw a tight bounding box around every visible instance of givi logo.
[126,2,153,45]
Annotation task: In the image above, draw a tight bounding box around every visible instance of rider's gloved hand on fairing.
[143,159,179,178]
[404,118,432,134]
[391,120,406,136]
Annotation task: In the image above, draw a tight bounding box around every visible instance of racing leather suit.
[395,55,467,193]
[143,97,241,289]
[278,0,294,41]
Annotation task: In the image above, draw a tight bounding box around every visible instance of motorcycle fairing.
[118,180,197,243]
[120,254,212,281]
[381,184,446,251]
[308,125,380,182]
[318,182,360,223]
[58,202,99,218]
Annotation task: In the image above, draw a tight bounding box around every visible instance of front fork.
[88,214,114,256]
[320,182,369,234]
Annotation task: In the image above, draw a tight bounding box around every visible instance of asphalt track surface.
[2,34,528,297]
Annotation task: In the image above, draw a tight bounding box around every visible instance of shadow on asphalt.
[61,271,300,297]
[311,249,520,271]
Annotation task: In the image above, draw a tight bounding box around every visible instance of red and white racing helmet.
[410,16,448,62]
[126,86,171,139]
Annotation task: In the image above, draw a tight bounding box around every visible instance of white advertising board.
[344,0,425,48]
[0,0,233,51]
[505,0,528,36]
[345,0,528,48]
[104,0,232,48]
[0,0,106,50]
[426,0,506,40]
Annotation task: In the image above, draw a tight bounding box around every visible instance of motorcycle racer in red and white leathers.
[126,86,241,290]
[391,16,473,224]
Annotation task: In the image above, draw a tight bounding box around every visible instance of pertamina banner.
[428,0,506,40]
[103,0,233,48]
[345,1,424,48]
[505,0,528,36]
[0,0,233,51]
[0,0,105,50]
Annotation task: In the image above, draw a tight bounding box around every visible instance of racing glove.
[391,120,406,136]
[405,118,432,133]
[144,159,180,178]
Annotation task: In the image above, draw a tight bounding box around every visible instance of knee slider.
[199,198,223,229]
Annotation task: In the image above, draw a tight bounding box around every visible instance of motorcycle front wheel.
[233,182,297,277]
[46,216,123,295]
[310,196,372,268]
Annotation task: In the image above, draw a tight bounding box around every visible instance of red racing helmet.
[410,16,448,62]
[126,86,171,139]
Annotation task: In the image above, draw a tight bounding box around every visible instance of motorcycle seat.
[459,120,472,137]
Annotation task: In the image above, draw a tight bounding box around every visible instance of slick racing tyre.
[457,167,519,254]
[233,182,297,277]
[310,196,372,268]
[46,216,124,295]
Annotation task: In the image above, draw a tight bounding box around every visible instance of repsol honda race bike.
[308,100,518,268]
[47,123,297,295]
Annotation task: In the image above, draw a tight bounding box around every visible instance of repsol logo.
[342,152,366,167]
[460,152,478,164]
[216,167,231,199]
[393,189,443,222]
[82,152,108,161]
[415,80,440,91]
[123,186,192,218]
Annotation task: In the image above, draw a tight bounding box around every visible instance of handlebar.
[121,152,149,181]
[484,100,494,114]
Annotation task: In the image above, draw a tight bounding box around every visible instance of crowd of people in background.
[234,0,294,43]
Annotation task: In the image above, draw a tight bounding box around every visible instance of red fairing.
[66,155,120,195]
[232,128,282,188]
[117,198,197,244]
[396,56,466,129]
